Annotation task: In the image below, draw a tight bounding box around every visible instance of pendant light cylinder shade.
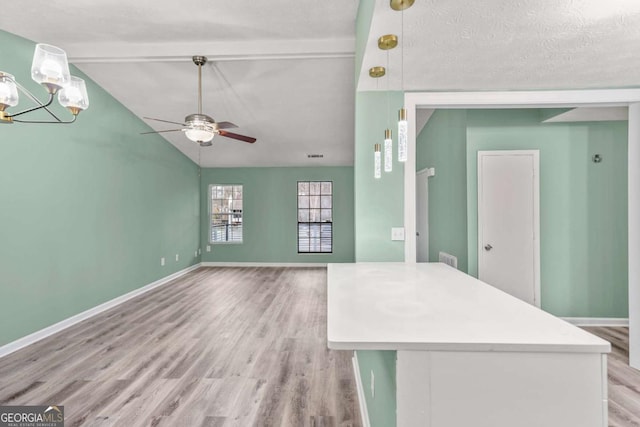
[0,73,19,110]
[31,44,71,93]
[398,108,408,162]
[58,76,90,114]
[384,129,393,172]
[374,143,382,179]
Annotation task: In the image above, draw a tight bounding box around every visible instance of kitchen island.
[327,262,610,427]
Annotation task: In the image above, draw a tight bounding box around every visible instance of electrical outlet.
[175,254,179,261]
[198,248,201,255]
[206,245,211,252]
[195,250,198,257]
[160,257,165,266]
[371,370,375,398]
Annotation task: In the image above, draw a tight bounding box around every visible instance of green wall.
[199,167,354,263]
[354,91,405,262]
[417,108,628,318]
[353,90,405,426]
[417,110,469,271]
[0,30,200,347]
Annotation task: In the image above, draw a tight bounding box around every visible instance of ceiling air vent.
[307,154,324,158]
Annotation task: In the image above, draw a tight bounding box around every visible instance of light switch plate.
[391,227,405,241]
[160,257,165,266]
[206,245,211,252]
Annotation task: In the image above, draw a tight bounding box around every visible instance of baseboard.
[352,352,371,427]
[201,262,327,267]
[562,317,629,327]
[0,263,202,359]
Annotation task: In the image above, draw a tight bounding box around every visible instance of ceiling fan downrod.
[192,56,207,115]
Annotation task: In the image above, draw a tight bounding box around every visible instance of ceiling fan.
[141,56,256,146]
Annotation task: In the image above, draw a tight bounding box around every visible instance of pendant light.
[378,34,398,173]
[369,66,386,179]
[374,143,382,179]
[0,43,89,124]
[384,128,393,172]
[392,0,414,162]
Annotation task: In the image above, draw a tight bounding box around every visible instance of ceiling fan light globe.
[185,127,214,143]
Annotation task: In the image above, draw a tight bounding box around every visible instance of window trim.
[297,180,333,254]
[209,183,244,245]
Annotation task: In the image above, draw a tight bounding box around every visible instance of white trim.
[352,352,371,427]
[477,150,541,308]
[629,103,640,369]
[563,317,630,327]
[201,262,328,267]
[0,263,201,359]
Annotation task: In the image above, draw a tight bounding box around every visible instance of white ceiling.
[360,0,640,92]
[3,0,640,166]
[1,0,358,167]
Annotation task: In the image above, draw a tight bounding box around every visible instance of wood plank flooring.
[583,327,640,427]
[0,267,361,427]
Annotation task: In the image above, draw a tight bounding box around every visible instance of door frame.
[477,150,541,307]
[416,167,432,262]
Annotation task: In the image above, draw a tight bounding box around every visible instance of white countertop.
[327,263,610,353]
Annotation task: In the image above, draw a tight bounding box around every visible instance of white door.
[478,150,540,306]
[416,169,430,262]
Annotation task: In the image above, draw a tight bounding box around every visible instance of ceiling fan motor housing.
[185,113,216,127]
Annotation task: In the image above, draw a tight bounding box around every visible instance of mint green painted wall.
[416,110,469,272]
[199,167,354,263]
[417,108,628,318]
[0,31,200,346]
[354,91,405,262]
[353,89,405,426]
[356,350,397,427]
[465,110,628,317]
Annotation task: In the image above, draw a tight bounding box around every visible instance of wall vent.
[307,154,324,158]
[438,252,458,269]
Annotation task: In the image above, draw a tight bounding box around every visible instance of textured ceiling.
[3,0,640,166]
[0,0,358,167]
[359,0,640,92]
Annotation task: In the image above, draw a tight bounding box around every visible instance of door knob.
[484,244,493,251]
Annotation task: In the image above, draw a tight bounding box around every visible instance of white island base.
[328,263,610,427]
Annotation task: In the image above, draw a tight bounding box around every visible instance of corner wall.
[0,30,200,346]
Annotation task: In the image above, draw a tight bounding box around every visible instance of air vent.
[438,252,458,269]
[307,154,324,158]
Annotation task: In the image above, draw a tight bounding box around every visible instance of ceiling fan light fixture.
[185,127,215,143]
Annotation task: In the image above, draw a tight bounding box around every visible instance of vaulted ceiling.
[3,0,640,167]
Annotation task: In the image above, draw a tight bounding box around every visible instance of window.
[298,181,332,253]
[210,184,243,243]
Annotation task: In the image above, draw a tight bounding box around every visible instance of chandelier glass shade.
[0,43,89,124]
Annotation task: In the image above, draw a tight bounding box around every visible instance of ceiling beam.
[68,38,355,64]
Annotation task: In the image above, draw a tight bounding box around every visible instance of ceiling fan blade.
[215,121,238,130]
[143,117,187,126]
[140,129,184,135]
[218,130,256,143]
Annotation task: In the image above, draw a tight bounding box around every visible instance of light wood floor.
[584,327,640,427]
[0,267,361,427]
